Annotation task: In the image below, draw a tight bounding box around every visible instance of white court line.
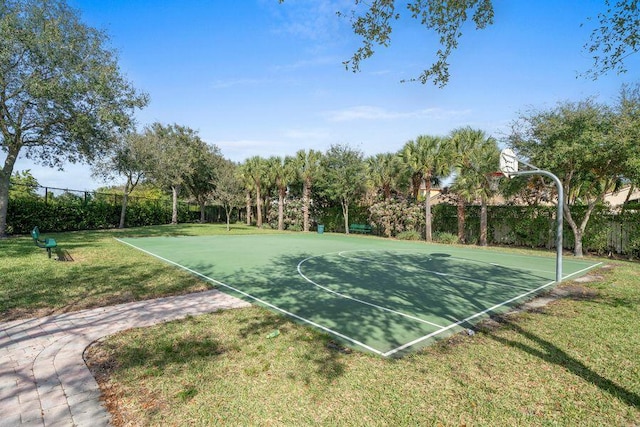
[119,238,602,357]
[116,238,386,356]
[297,253,445,328]
[383,262,603,357]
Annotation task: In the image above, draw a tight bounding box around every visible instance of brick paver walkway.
[0,290,250,426]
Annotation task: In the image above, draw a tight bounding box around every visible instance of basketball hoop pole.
[509,159,564,283]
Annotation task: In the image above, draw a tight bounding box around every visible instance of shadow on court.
[189,249,555,356]
[119,234,599,356]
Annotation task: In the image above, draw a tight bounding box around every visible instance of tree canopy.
[141,123,212,225]
[508,94,636,256]
[583,0,640,79]
[0,0,148,236]
[280,0,638,86]
[318,144,367,233]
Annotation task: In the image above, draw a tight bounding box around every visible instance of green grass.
[0,223,278,320]
[3,224,639,425]
[87,261,640,425]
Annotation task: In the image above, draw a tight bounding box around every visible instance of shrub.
[369,199,423,237]
[397,230,421,241]
[434,232,458,244]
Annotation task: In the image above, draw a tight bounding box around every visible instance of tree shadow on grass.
[486,319,640,409]
[235,306,349,384]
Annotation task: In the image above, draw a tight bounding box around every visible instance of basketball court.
[117,233,601,356]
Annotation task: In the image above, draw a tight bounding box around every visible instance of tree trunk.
[245,192,251,225]
[621,183,635,214]
[0,146,19,237]
[573,228,584,257]
[278,187,285,231]
[225,206,231,231]
[479,197,488,246]
[119,189,129,229]
[171,185,179,225]
[563,202,596,258]
[0,173,10,237]
[424,177,433,242]
[412,173,422,200]
[199,201,206,223]
[303,178,311,232]
[255,185,263,227]
[457,197,466,243]
[342,199,349,234]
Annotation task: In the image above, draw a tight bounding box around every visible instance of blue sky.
[12,0,640,190]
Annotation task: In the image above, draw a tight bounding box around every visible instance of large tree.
[449,127,499,246]
[401,135,453,241]
[212,159,245,231]
[242,156,268,228]
[615,84,640,191]
[0,0,147,236]
[318,144,367,234]
[267,155,297,231]
[182,142,225,223]
[142,123,204,225]
[509,97,630,257]
[367,152,405,200]
[295,149,323,232]
[237,166,255,226]
[92,131,151,228]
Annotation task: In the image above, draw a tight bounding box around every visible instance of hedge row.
[6,198,200,235]
[8,195,640,256]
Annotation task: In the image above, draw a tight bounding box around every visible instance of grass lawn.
[0,224,277,321]
[2,224,639,425]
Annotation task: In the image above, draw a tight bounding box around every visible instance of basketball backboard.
[499,148,518,177]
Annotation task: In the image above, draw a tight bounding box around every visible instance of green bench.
[31,226,57,258]
[349,224,372,234]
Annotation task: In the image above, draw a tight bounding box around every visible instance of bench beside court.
[31,226,57,258]
[349,224,372,234]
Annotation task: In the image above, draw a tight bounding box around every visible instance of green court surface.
[117,233,601,357]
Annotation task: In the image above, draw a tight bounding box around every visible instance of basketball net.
[487,171,503,192]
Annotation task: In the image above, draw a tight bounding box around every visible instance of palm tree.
[268,155,298,230]
[449,174,475,243]
[295,149,323,232]
[241,156,268,227]
[450,127,500,246]
[367,152,405,200]
[236,166,254,225]
[400,140,424,200]
[401,135,453,241]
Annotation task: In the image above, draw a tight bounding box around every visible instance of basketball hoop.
[499,148,518,178]
[487,171,503,192]
[495,148,565,283]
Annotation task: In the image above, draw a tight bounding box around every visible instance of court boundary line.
[297,252,445,328]
[382,262,603,357]
[338,247,591,276]
[118,238,603,357]
[115,238,387,356]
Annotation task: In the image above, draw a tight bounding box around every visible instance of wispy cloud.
[324,106,472,122]
[270,1,353,42]
[210,78,270,90]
